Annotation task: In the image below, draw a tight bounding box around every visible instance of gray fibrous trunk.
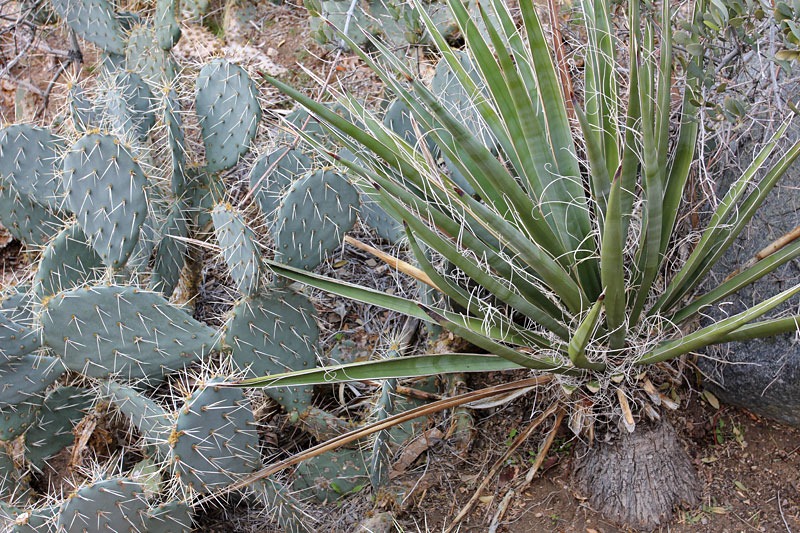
[572,420,700,531]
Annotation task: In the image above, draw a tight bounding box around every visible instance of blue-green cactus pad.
[104,72,156,142]
[292,448,368,502]
[149,201,189,297]
[39,285,217,381]
[0,401,41,442]
[25,386,94,470]
[125,26,178,85]
[0,182,62,247]
[0,446,18,498]
[0,355,65,407]
[163,89,187,198]
[33,223,104,299]
[50,0,125,55]
[57,477,148,533]
[0,286,39,363]
[248,147,311,218]
[62,133,148,268]
[68,83,97,133]
[0,125,65,211]
[0,503,56,532]
[169,380,260,493]
[142,500,193,533]
[195,59,261,173]
[156,0,182,50]
[212,203,263,296]
[274,170,359,271]
[224,289,318,413]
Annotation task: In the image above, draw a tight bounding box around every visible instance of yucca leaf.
[568,294,606,371]
[233,354,527,388]
[419,306,577,373]
[717,315,800,342]
[639,283,800,364]
[670,237,800,323]
[601,171,627,348]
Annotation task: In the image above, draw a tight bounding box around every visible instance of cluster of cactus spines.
[125,26,178,86]
[224,289,319,414]
[24,386,95,471]
[196,59,262,173]
[102,71,157,143]
[248,147,312,219]
[212,203,264,296]
[57,477,149,532]
[39,284,217,381]
[32,223,103,299]
[0,286,39,362]
[62,133,148,269]
[275,169,360,271]
[49,0,125,55]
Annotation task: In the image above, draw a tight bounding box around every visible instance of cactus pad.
[125,26,178,85]
[224,289,318,413]
[0,355,65,407]
[142,500,193,532]
[0,182,62,247]
[68,83,97,133]
[0,399,41,442]
[149,201,189,297]
[0,286,39,363]
[50,0,125,55]
[274,170,359,271]
[163,89,187,198]
[248,147,311,218]
[292,448,368,502]
[62,133,148,268]
[0,124,65,211]
[196,59,261,173]
[212,203,263,296]
[156,0,182,50]
[39,285,217,381]
[57,477,148,532]
[33,223,104,299]
[168,379,261,494]
[25,385,95,470]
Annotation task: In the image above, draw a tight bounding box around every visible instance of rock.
[698,121,800,427]
[357,512,394,533]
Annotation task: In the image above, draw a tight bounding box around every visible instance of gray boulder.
[698,122,800,427]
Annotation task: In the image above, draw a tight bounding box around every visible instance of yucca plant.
[236,0,800,527]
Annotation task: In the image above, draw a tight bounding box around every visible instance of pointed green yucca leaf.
[716,315,800,343]
[233,354,527,388]
[639,283,800,364]
[600,172,627,349]
[656,123,799,313]
[671,238,800,323]
[568,295,606,371]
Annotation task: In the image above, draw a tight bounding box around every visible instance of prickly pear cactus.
[212,203,263,296]
[62,133,148,268]
[292,448,369,502]
[67,82,97,133]
[248,147,311,218]
[50,0,125,55]
[125,26,178,85]
[196,59,261,173]
[24,385,95,470]
[156,0,182,50]
[274,169,359,271]
[0,355,65,407]
[224,289,318,414]
[39,284,217,380]
[150,201,190,297]
[0,124,65,211]
[142,500,194,532]
[33,223,104,299]
[57,477,149,532]
[0,286,39,363]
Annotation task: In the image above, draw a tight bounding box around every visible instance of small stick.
[444,404,559,533]
[521,408,566,487]
[725,223,800,280]
[344,235,440,290]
